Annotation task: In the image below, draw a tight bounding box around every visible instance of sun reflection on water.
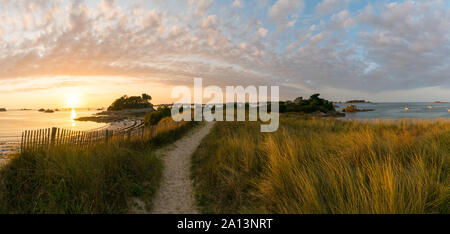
[71,108,77,127]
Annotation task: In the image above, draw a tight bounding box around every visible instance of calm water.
[335,102,450,119]
[0,109,107,143]
[1,103,449,144]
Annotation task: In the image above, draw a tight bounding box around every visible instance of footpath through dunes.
[148,121,215,214]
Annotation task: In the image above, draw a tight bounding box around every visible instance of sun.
[67,94,80,108]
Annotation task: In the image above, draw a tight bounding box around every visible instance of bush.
[144,105,172,126]
[108,93,153,111]
[278,94,334,113]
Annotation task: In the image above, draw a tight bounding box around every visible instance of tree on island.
[279,94,335,113]
[108,93,154,111]
[293,97,303,104]
[144,104,172,126]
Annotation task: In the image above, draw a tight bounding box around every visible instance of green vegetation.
[144,105,172,126]
[0,145,161,214]
[192,117,449,214]
[142,93,336,125]
[0,119,196,214]
[279,94,334,113]
[108,93,153,111]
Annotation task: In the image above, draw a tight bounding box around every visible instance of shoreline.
[0,118,143,160]
[75,108,153,123]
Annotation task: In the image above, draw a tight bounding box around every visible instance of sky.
[0,0,449,108]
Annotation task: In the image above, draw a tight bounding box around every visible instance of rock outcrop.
[342,105,374,113]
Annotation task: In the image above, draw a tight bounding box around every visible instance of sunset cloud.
[0,0,449,105]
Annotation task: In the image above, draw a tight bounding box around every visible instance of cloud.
[189,0,213,17]
[142,10,162,29]
[232,0,243,8]
[329,10,354,29]
[268,0,304,24]
[316,0,351,15]
[0,0,448,101]
[355,0,450,90]
[258,27,268,37]
[286,19,296,27]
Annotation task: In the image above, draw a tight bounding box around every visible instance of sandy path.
[150,121,215,214]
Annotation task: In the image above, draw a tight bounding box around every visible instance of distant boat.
[44,109,54,113]
[427,105,432,109]
[38,108,45,112]
[404,107,409,111]
[0,108,6,112]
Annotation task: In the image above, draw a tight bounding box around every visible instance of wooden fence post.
[105,130,109,144]
[20,131,24,152]
[50,127,57,146]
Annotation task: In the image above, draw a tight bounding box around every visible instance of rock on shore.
[342,105,374,113]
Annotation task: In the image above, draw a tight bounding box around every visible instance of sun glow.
[67,94,81,108]
[71,109,77,127]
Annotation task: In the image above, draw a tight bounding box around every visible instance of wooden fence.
[20,122,138,152]
[19,119,184,152]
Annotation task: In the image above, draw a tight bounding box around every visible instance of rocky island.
[345,100,373,104]
[342,105,374,113]
[75,93,155,123]
[278,94,346,117]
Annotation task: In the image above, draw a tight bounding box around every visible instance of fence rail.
[19,119,182,152]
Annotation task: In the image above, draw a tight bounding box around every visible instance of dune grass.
[0,119,196,214]
[191,117,449,214]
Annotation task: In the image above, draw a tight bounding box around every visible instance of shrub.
[108,93,153,111]
[278,94,334,113]
[144,105,172,126]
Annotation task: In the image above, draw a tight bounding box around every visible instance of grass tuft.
[0,119,196,214]
[191,117,449,214]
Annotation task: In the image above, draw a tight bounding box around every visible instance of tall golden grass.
[0,118,196,214]
[192,117,449,214]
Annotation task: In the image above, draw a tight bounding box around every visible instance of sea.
[0,109,107,157]
[334,102,450,119]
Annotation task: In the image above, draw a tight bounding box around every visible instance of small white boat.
[427,105,432,109]
[404,107,409,111]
